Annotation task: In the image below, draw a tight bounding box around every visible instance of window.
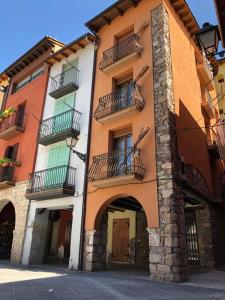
[114,74,133,109]
[15,103,26,127]
[12,67,44,93]
[4,143,19,161]
[111,130,132,176]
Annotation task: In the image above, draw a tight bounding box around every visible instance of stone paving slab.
[0,262,225,300]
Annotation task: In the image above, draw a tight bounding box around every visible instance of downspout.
[21,62,50,263]
[78,41,98,271]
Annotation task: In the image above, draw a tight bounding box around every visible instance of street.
[0,262,225,300]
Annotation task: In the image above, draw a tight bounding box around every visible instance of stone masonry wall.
[0,181,29,263]
[83,213,108,271]
[196,205,215,268]
[210,205,225,267]
[150,4,187,282]
[136,211,149,265]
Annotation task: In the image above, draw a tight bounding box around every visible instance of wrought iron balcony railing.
[39,109,81,145]
[99,34,143,71]
[26,165,76,195]
[0,110,25,135]
[94,84,145,121]
[88,146,145,182]
[0,166,15,183]
[49,67,79,99]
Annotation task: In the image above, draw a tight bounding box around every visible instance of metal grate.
[99,34,143,71]
[185,209,200,265]
[27,165,76,194]
[88,146,145,182]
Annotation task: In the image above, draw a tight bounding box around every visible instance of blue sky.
[0,0,217,71]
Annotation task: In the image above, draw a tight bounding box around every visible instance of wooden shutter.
[16,103,26,127]
[11,144,19,161]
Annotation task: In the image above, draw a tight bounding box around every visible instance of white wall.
[22,42,95,270]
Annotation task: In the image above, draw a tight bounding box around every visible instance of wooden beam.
[175,4,186,13]
[180,11,190,19]
[130,0,138,7]
[70,47,77,53]
[115,6,124,16]
[102,15,111,24]
[77,42,85,49]
[61,52,69,58]
[53,57,61,62]
[67,48,76,54]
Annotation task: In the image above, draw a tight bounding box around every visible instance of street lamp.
[196,23,220,57]
[66,137,86,162]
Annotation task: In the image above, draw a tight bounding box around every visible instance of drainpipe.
[78,42,98,271]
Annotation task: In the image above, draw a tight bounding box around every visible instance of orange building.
[83,0,225,282]
[0,37,64,263]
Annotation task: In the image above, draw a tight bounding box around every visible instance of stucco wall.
[85,0,162,230]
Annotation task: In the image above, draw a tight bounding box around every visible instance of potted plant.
[0,158,21,167]
[0,108,16,120]
[0,158,10,167]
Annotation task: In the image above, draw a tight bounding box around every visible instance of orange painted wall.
[0,53,51,182]
[164,0,223,194]
[85,0,162,230]
[85,0,224,231]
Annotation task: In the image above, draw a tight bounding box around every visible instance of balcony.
[99,34,143,73]
[201,88,215,119]
[39,109,81,146]
[207,128,220,159]
[49,67,79,99]
[88,147,145,188]
[94,84,145,124]
[196,55,214,90]
[26,165,76,200]
[0,166,15,190]
[0,111,25,140]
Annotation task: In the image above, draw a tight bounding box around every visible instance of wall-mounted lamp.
[66,137,86,162]
[195,22,225,58]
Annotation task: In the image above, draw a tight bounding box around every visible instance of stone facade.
[0,181,29,263]
[210,205,225,267]
[150,4,187,282]
[136,211,149,265]
[196,205,215,269]
[83,229,107,271]
[83,213,107,271]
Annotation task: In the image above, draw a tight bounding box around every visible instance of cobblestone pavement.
[0,262,225,300]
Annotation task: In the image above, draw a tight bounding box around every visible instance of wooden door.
[112,218,129,262]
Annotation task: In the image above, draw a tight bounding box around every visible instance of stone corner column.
[83,229,107,271]
[150,4,188,282]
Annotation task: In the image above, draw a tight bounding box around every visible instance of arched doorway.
[84,196,149,275]
[0,202,15,260]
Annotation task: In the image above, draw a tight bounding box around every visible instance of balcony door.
[113,134,132,176]
[45,142,70,188]
[115,80,133,111]
[52,92,75,135]
[61,58,78,87]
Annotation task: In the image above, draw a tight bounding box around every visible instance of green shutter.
[45,142,70,187]
[62,58,79,73]
[52,92,76,134]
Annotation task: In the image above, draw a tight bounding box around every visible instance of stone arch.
[93,193,149,229]
[84,194,149,273]
[0,182,30,264]
[0,200,16,260]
